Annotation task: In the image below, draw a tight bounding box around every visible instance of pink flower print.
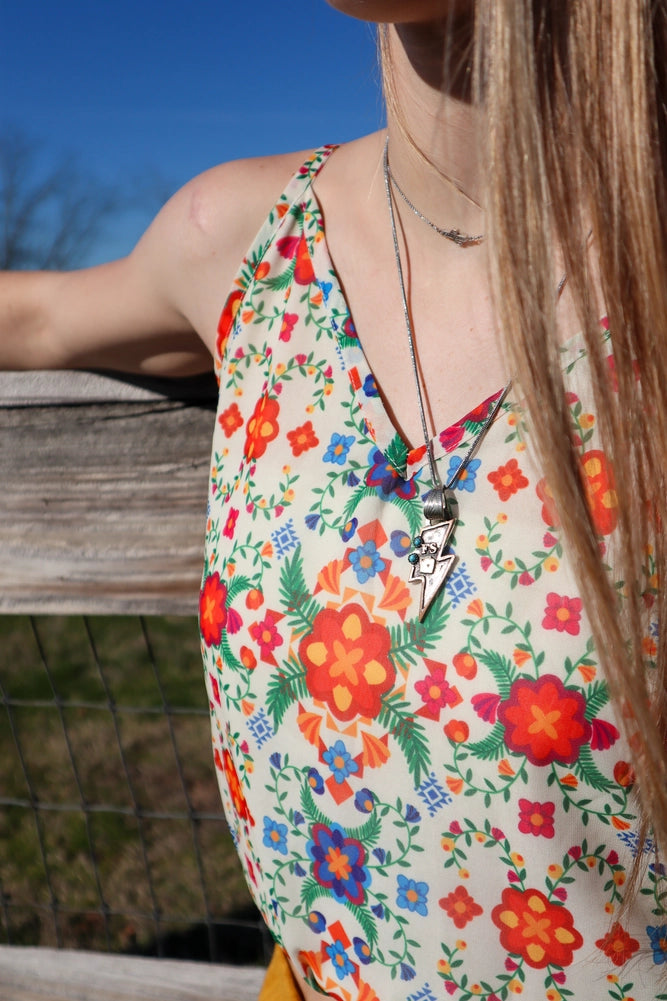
[439,423,465,452]
[517,798,555,838]
[472,692,501,723]
[542,593,582,636]
[414,664,461,719]
[279,312,298,342]
[250,612,284,663]
[223,507,239,539]
[589,718,620,751]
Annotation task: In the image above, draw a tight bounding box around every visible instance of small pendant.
[408,488,457,621]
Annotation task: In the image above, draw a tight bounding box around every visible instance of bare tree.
[0,127,120,270]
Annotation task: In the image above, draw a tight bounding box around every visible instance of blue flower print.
[340,517,358,542]
[324,432,355,465]
[307,822,370,905]
[446,455,481,492]
[349,540,385,584]
[317,280,332,304]
[648,925,667,964]
[354,788,375,813]
[306,767,324,795]
[323,740,359,784]
[326,939,355,981]
[390,529,412,558]
[307,910,327,933]
[366,447,417,501]
[362,373,379,398]
[396,874,429,916]
[353,937,372,965]
[263,816,288,856]
[404,803,421,823]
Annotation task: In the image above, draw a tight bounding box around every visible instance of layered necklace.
[383,138,511,621]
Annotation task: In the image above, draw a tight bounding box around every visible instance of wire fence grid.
[0,614,270,966]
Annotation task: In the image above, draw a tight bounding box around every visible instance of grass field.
[0,615,260,961]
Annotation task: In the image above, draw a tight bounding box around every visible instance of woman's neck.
[383,19,484,239]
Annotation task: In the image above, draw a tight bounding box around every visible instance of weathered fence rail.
[0,946,265,1001]
[0,370,269,999]
[0,369,217,614]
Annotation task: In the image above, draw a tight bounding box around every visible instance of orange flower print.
[439,885,483,928]
[218,402,244,438]
[294,233,316,285]
[244,394,280,461]
[217,288,244,357]
[595,923,640,966]
[452,651,478,680]
[488,458,529,502]
[199,572,228,646]
[498,675,591,766]
[287,420,319,457]
[492,887,583,969]
[580,449,618,535]
[444,719,470,743]
[299,603,395,721]
[222,748,251,823]
[613,760,635,788]
[536,477,560,527]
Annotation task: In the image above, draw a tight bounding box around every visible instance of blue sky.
[1,2,384,263]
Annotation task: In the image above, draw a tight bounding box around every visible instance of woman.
[1,2,666,998]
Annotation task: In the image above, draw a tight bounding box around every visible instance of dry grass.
[0,615,257,958]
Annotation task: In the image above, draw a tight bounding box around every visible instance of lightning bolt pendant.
[408,488,458,621]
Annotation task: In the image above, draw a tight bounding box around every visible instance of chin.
[324,0,464,24]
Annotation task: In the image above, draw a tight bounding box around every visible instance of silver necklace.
[383,138,511,621]
[385,149,485,248]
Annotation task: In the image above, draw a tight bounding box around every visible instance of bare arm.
[0,150,307,377]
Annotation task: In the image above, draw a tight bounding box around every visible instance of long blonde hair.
[384,0,667,876]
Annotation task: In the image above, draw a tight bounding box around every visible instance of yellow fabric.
[258,946,303,1001]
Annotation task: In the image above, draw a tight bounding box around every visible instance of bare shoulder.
[175,149,311,266]
[137,149,312,351]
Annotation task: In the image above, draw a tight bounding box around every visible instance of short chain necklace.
[386,149,485,248]
[383,138,511,620]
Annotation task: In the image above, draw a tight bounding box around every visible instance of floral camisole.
[200,146,663,1001]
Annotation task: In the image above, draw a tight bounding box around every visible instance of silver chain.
[385,148,485,248]
[382,137,510,496]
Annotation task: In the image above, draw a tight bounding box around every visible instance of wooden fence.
[0,370,267,1000]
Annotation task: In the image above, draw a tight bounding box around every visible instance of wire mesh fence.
[0,615,270,966]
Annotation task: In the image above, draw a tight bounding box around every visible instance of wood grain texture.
[0,947,265,1001]
[0,371,218,615]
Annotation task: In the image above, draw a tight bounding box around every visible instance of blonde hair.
[384,1,667,880]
